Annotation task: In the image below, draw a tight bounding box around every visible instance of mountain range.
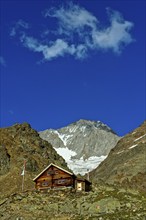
[39,119,120,175]
[0,120,145,195]
[0,120,146,219]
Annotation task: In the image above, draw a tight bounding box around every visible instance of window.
[42,181,49,186]
[58,179,66,184]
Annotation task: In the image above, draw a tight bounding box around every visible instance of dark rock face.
[0,145,10,175]
[0,123,68,196]
[90,121,146,191]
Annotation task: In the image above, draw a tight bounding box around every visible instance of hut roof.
[33,163,74,181]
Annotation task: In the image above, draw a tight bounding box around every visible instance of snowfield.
[54,147,107,175]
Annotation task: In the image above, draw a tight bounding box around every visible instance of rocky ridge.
[90,121,146,192]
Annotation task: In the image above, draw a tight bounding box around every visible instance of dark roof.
[76,177,91,184]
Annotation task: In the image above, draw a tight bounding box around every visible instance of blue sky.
[0,0,145,136]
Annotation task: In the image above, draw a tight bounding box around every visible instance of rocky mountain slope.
[0,123,68,197]
[0,186,146,220]
[90,121,146,192]
[39,119,120,175]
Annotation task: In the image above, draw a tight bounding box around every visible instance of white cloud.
[92,10,134,53]
[10,20,29,37]
[0,56,6,67]
[76,44,88,59]
[20,34,87,60]
[11,3,134,61]
[43,39,71,59]
[44,2,97,34]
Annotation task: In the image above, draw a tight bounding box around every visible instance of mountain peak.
[70,119,116,135]
[39,119,120,175]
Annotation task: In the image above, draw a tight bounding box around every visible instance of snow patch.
[134,134,146,142]
[80,126,87,136]
[54,131,73,146]
[54,147,77,161]
[69,126,78,133]
[80,126,86,132]
[68,155,107,175]
[129,144,138,149]
[117,150,124,154]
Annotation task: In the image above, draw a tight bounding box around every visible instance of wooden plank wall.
[35,166,74,190]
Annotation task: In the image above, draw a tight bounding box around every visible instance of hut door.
[77,182,82,191]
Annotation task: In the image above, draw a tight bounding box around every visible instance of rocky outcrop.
[90,121,146,191]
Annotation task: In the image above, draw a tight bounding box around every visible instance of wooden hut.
[33,163,91,192]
